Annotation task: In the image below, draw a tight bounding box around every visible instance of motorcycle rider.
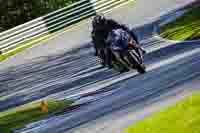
[91,14,146,67]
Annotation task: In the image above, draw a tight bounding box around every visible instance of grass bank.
[124,91,200,133]
[160,7,200,41]
[0,99,73,133]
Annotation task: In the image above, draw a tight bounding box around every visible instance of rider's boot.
[105,48,114,69]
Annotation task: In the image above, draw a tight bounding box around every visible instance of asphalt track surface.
[0,0,200,133]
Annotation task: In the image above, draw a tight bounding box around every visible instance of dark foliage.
[0,0,80,32]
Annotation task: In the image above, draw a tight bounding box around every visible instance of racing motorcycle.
[96,29,146,74]
[111,39,146,74]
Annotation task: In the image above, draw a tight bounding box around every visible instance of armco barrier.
[0,0,133,54]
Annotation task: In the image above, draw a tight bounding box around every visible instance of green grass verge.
[160,7,200,41]
[0,99,73,133]
[124,91,200,133]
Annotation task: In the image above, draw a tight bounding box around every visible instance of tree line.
[0,0,80,32]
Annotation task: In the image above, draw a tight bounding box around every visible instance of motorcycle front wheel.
[125,50,146,74]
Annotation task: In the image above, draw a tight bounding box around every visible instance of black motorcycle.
[95,30,146,74]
